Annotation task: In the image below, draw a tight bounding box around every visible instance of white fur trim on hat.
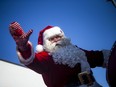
[36,44,44,53]
[43,26,65,41]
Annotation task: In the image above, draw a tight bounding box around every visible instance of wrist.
[18,43,29,51]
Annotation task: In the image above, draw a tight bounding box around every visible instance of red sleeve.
[16,41,35,65]
[82,49,104,68]
[26,51,51,74]
[18,43,32,59]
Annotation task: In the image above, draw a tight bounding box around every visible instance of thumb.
[26,29,33,38]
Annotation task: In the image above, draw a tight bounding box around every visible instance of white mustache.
[55,38,71,47]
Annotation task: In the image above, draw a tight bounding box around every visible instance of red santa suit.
[10,23,110,87]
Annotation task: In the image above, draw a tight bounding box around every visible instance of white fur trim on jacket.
[102,49,110,68]
[16,41,35,65]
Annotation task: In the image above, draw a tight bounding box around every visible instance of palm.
[9,22,33,47]
[15,30,32,46]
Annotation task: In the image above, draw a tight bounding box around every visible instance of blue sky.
[0,0,116,87]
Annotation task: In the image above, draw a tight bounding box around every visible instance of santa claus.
[9,22,110,87]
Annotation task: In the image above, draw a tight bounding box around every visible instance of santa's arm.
[9,22,34,65]
[81,48,110,68]
[16,41,35,65]
[9,22,47,74]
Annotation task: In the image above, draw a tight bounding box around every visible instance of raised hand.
[9,22,33,51]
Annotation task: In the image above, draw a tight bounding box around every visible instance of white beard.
[44,38,90,71]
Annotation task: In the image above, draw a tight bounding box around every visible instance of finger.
[9,22,25,36]
[26,29,33,38]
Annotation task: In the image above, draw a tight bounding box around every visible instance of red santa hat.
[36,25,65,53]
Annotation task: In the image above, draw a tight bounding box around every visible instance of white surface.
[0,60,47,87]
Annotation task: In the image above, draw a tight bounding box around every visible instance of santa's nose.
[54,37,61,42]
[49,35,63,43]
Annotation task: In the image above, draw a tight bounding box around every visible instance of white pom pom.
[36,45,44,53]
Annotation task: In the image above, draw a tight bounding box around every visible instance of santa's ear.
[36,45,44,53]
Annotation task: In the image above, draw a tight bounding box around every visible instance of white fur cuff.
[102,49,110,68]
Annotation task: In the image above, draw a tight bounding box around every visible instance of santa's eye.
[49,35,62,41]
[49,37,54,41]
